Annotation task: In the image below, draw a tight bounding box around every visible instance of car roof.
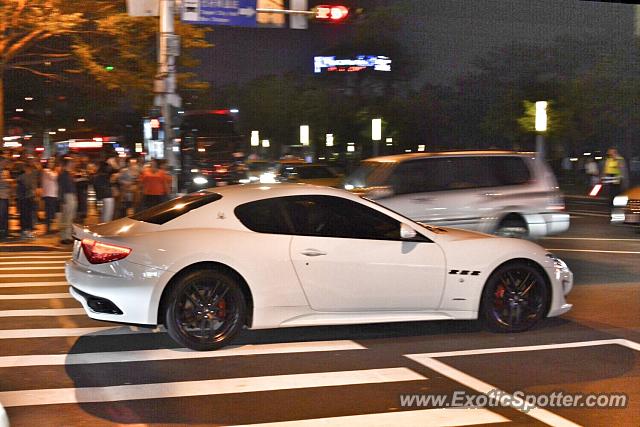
[202,183,356,205]
[365,151,535,163]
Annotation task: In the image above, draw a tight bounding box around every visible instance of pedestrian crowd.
[0,151,173,245]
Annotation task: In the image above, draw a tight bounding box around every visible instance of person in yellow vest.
[603,147,625,202]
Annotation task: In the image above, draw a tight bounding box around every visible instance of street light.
[535,101,547,159]
[251,131,260,147]
[326,133,334,147]
[372,118,382,156]
[300,125,310,146]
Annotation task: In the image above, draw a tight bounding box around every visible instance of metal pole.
[156,0,179,192]
[536,134,545,161]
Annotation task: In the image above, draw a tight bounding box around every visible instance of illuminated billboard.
[314,55,392,73]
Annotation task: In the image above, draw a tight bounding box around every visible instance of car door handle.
[411,197,433,202]
[300,249,327,257]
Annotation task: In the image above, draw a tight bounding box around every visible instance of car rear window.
[131,192,222,224]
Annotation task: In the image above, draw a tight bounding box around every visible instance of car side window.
[281,195,402,240]
[234,198,293,234]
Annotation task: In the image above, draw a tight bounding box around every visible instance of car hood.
[623,187,640,199]
[417,223,494,242]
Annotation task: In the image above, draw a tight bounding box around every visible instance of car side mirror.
[400,223,418,240]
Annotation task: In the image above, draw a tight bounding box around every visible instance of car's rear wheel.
[165,269,245,351]
[481,262,549,332]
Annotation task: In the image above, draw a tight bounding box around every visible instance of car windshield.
[345,162,394,188]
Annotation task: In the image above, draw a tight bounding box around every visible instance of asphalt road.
[0,198,638,426]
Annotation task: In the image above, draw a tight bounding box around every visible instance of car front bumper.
[545,260,574,317]
[66,258,171,325]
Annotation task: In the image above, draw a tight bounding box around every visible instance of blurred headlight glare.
[613,195,628,207]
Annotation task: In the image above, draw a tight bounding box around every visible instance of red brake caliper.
[495,284,505,307]
[217,298,227,318]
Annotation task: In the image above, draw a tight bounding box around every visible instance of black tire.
[165,269,246,351]
[480,261,549,333]
[495,217,528,239]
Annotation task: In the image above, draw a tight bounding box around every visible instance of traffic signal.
[314,5,349,23]
[150,118,161,140]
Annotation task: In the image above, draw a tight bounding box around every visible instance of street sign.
[182,0,257,27]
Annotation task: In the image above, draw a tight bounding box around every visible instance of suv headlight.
[613,195,628,207]
[546,253,568,270]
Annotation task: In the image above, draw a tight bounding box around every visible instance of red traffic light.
[315,5,349,22]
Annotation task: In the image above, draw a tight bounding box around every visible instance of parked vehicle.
[344,151,570,239]
[67,183,573,351]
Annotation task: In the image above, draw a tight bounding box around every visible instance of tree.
[0,0,210,137]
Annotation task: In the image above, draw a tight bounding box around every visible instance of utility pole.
[155,0,181,188]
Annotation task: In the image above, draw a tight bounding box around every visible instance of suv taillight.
[81,238,131,264]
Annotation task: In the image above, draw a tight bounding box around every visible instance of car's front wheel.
[165,269,246,351]
[481,262,549,332]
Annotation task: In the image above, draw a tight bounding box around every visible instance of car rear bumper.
[66,258,170,325]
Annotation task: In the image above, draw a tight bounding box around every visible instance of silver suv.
[344,151,569,238]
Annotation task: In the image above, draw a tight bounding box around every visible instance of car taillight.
[81,238,131,264]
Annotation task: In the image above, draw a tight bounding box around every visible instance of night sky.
[195,0,637,87]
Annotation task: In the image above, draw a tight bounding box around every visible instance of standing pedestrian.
[92,161,114,223]
[41,158,59,234]
[75,157,89,224]
[585,157,599,187]
[0,164,11,241]
[58,158,77,245]
[141,159,169,209]
[118,157,141,217]
[16,161,37,239]
[603,147,626,202]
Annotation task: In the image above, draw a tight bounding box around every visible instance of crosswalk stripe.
[0,367,426,408]
[0,293,71,300]
[0,326,161,339]
[0,340,365,367]
[0,308,85,317]
[0,266,65,271]
[0,273,66,278]
[0,253,71,258]
[234,408,510,427]
[407,357,580,427]
[0,261,67,265]
[0,281,67,288]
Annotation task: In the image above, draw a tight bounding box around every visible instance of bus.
[178,110,243,192]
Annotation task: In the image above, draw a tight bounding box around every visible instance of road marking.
[405,339,633,358]
[235,408,509,426]
[0,273,66,278]
[0,367,426,407]
[0,308,85,317]
[0,261,67,265]
[542,237,640,242]
[0,266,65,271]
[408,357,580,427]
[405,339,640,427]
[0,253,71,259]
[0,326,162,339]
[0,281,67,288]
[0,293,71,300]
[545,248,640,255]
[0,340,366,368]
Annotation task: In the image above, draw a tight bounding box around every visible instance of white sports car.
[67,184,573,351]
